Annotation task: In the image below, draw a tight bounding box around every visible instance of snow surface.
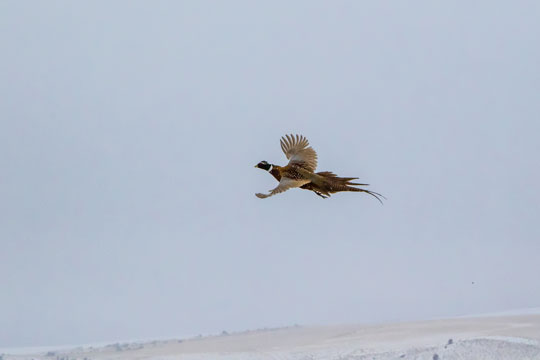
[3,311,540,360]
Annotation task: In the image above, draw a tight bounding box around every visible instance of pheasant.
[254,134,384,202]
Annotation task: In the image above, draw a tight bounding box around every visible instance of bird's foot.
[314,191,328,199]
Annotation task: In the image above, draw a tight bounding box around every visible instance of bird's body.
[255,134,383,202]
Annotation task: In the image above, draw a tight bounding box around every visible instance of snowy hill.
[3,311,540,360]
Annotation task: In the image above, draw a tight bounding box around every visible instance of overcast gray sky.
[1,0,539,348]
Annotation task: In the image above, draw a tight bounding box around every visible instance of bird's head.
[254,160,272,171]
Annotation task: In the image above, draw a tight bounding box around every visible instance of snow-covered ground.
[3,310,540,360]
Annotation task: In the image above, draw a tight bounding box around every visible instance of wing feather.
[280,134,318,172]
[255,177,310,199]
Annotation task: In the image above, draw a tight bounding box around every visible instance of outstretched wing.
[280,134,318,172]
[256,177,310,199]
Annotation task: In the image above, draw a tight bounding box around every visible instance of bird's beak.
[254,165,258,168]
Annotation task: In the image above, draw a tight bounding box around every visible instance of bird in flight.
[254,134,384,202]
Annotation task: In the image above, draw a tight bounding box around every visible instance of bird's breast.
[269,168,281,181]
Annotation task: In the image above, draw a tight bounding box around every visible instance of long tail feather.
[305,170,385,203]
[358,189,386,204]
